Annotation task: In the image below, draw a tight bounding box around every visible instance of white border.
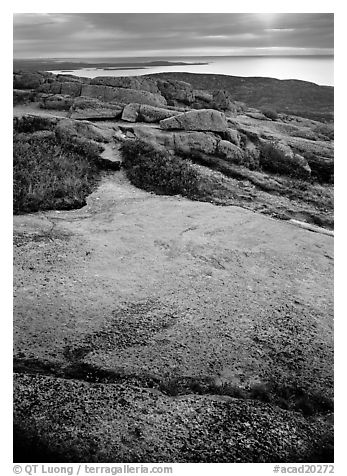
[3,3,342,474]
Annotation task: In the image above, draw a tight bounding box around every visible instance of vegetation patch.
[120,138,332,229]
[261,108,279,121]
[121,139,200,198]
[313,123,334,141]
[13,132,101,214]
[13,115,122,214]
[14,115,56,133]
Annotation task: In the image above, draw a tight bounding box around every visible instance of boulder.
[129,126,175,150]
[194,90,213,103]
[156,79,195,105]
[129,126,218,158]
[56,74,87,84]
[173,131,218,156]
[221,128,241,147]
[260,141,312,179]
[272,141,295,160]
[246,112,268,121]
[80,84,106,101]
[13,72,43,90]
[90,76,159,94]
[70,97,123,120]
[293,154,312,176]
[121,103,181,123]
[217,140,244,163]
[81,84,167,107]
[236,124,262,142]
[212,90,237,113]
[139,105,181,123]
[122,104,140,122]
[61,82,82,97]
[55,118,109,143]
[39,94,74,111]
[303,155,333,183]
[160,109,228,132]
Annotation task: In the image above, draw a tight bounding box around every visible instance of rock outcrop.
[81,84,167,107]
[121,103,140,122]
[156,79,195,105]
[70,97,123,120]
[194,89,213,103]
[60,82,83,97]
[55,118,110,143]
[12,70,333,184]
[217,140,244,162]
[173,131,219,156]
[212,89,237,113]
[220,128,241,147]
[260,141,312,179]
[39,94,74,111]
[139,104,181,123]
[126,125,221,159]
[121,103,182,123]
[90,76,159,94]
[160,109,228,132]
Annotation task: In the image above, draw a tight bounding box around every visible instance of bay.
[49,55,334,86]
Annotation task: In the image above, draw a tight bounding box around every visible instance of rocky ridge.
[13,70,333,184]
[13,70,334,463]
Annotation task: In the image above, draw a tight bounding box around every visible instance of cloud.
[13,13,334,58]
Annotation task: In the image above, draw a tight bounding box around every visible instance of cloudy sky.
[13,13,334,59]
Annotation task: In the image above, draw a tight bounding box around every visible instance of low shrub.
[57,134,104,160]
[14,115,56,133]
[241,149,260,170]
[261,108,279,121]
[13,132,101,214]
[121,140,200,198]
[313,123,334,141]
[13,90,36,106]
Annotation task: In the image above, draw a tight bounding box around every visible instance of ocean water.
[49,55,334,86]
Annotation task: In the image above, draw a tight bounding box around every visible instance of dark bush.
[313,123,334,141]
[249,383,272,402]
[14,115,56,133]
[261,108,279,121]
[13,90,36,106]
[13,72,43,90]
[13,132,101,214]
[242,150,260,170]
[57,134,104,161]
[121,140,200,198]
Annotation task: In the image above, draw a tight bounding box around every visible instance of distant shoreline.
[13,59,209,73]
[13,55,333,87]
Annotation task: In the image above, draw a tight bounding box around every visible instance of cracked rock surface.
[14,170,333,462]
